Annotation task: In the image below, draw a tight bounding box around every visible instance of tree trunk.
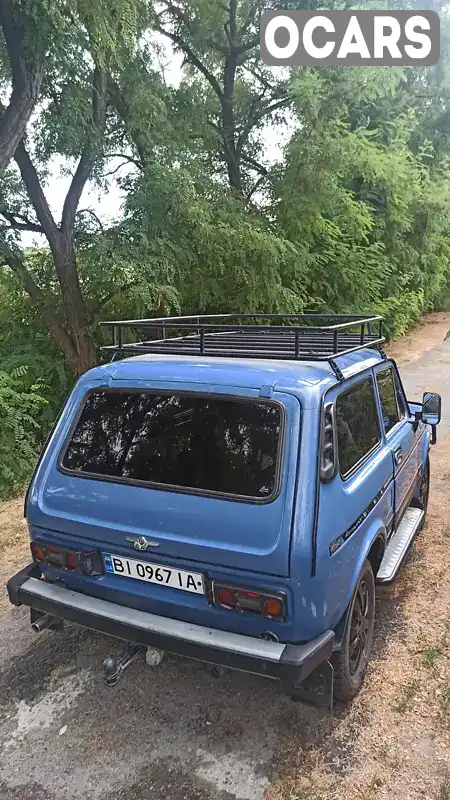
[221,92,242,193]
[0,75,43,174]
[0,0,44,174]
[220,0,242,193]
[8,64,107,377]
[50,234,97,376]
[3,248,82,370]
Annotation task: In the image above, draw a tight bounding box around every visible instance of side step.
[376,507,424,585]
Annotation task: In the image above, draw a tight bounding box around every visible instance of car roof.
[82,348,385,399]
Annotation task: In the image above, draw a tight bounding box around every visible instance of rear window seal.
[57,387,286,505]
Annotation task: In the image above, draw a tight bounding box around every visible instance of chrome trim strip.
[20,578,286,662]
[329,476,393,556]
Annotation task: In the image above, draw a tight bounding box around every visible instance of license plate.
[103,553,205,595]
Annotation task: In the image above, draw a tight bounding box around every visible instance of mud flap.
[288,660,334,711]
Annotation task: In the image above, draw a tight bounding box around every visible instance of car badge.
[126,536,159,551]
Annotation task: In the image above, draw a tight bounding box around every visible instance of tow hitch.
[103,644,165,686]
[103,643,143,686]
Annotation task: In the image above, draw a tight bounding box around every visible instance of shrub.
[0,367,47,499]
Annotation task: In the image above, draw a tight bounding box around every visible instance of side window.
[376,368,402,433]
[336,378,381,477]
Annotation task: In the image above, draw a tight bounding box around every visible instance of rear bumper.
[7,563,334,688]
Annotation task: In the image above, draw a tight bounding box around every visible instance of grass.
[439,772,450,800]
[376,743,400,769]
[442,523,450,539]
[393,680,420,713]
[439,685,450,729]
[283,788,327,800]
[421,645,443,668]
[418,624,450,730]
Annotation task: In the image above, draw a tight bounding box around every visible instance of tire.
[419,456,430,517]
[411,456,430,530]
[332,560,376,703]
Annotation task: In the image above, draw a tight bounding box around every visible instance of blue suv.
[7,314,441,703]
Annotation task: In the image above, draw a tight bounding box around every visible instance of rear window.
[60,391,282,501]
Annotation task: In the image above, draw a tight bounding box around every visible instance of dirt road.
[0,313,449,800]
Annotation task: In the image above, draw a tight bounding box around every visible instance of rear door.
[374,363,421,523]
[30,385,300,577]
[314,372,394,626]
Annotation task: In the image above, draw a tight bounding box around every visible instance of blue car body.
[7,337,436,696]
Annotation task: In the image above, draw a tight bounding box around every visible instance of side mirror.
[422,392,441,425]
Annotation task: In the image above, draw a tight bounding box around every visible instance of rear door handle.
[394,447,403,467]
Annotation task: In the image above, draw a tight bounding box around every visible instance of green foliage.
[120,164,308,316]
[0,367,47,499]
[276,63,450,337]
[0,255,73,423]
[35,0,140,67]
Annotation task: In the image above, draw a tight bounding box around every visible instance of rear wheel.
[332,560,375,702]
[412,456,430,530]
[419,457,430,516]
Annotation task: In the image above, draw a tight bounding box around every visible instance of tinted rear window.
[61,391,282,500]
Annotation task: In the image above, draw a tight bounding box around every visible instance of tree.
[0,0,139,375]
[0,70,107,374]
[153,0,291,197]
[2,0,450,385]
[152,0,355,198]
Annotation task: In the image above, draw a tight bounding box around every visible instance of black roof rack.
[99,313,385,381]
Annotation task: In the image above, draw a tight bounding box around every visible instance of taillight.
[65,551,77,571]
[217,587,235,608]
[264,597,284,618]
[30,542,103,575]
[30,542,45,562]
[45,545,65,568]
[213,583,286,620]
